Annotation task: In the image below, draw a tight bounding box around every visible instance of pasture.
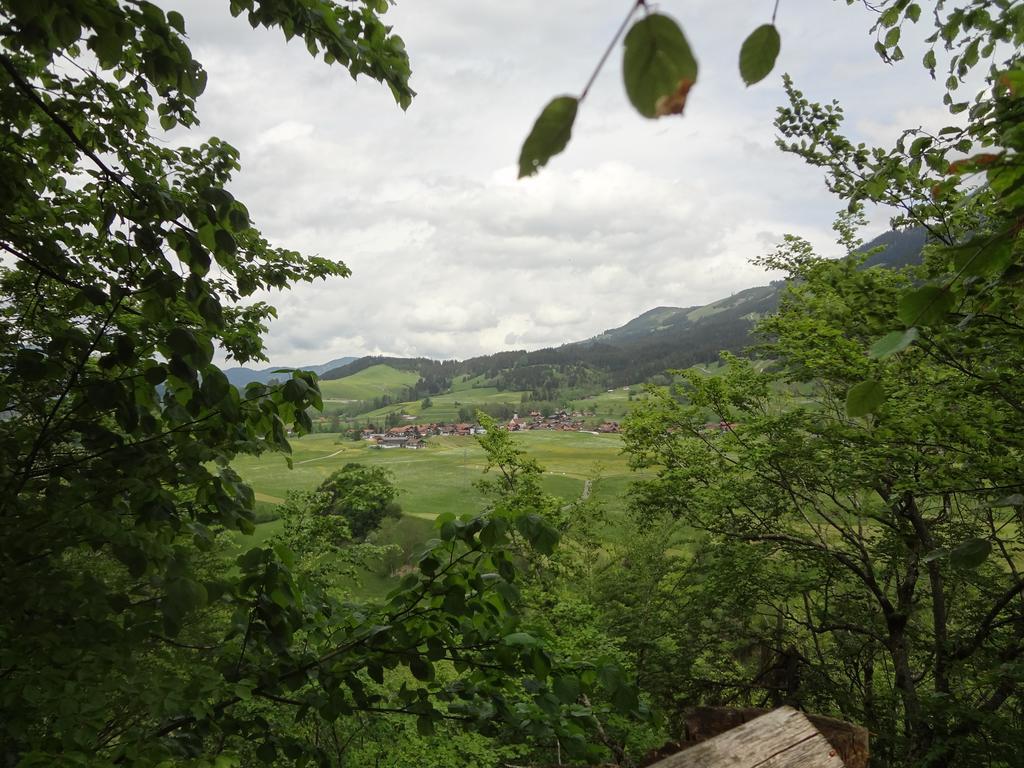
[231,430,642,593]
[318,364,420,401]
[231,430,634,518]
[357,384,531,424]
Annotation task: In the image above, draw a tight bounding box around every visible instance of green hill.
[316,227,928,409]
[318,364,420,401]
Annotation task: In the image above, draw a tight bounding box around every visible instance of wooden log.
[647,707,844,768]
[683,707,869,768]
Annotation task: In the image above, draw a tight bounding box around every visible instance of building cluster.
[360,411,622,449]
[361,422,486,449]
[504,410,619,434]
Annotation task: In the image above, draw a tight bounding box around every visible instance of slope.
[318,227,928,401]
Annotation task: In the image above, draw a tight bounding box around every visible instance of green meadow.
[231,430,642,592]
[359,384,532,424]
[338,372,648,426]
[232,430,634,515]
[568,386,644,421]
[318,364,420,401]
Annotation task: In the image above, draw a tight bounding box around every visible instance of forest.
[1,1,1023,767]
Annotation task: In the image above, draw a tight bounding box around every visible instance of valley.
[233,429,645,595]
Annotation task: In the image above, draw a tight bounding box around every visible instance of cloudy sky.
[169,1,953,366]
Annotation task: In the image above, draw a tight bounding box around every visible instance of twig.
[580,1,645,101]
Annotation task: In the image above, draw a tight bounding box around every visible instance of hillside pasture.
[353,385,531,425]
[318,364,420,401]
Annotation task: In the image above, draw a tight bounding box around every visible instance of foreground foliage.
[625,237,1024,765]
[0,2,641,765]
[617,2,1024,764]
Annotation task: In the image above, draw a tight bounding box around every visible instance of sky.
[168,1,955,366]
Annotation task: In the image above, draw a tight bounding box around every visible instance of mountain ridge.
[223,356,357,387]
[317,226,927,398]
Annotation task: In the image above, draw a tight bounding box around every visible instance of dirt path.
[294,447,348,465]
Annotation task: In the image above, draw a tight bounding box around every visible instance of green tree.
[0,2,642,765]
[624,230,1024,765]
[0,0,410,761]
[315,463,402,541]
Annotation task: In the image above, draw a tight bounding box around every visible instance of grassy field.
[569,387,645,421]
[318,364,420,401]
[351,384,649,427]
[230,430,642,591]
[356,385,531,424]
[231,430,633,518]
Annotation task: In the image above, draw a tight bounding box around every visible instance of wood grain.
[648,707,845,768]
[683,706,868,768]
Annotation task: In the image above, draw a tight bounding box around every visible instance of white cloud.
[163,0,949,365]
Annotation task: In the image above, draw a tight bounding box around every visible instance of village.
[360,409,622,449]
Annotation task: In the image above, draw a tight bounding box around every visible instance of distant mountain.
[859,226,928,269]
[318,227,929,400]
[223,356,357,387]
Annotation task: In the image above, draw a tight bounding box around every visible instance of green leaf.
[201,367,231,405]
[611,683,639,712]
[214,229,237,259]
[597,663,625,691]
[530,520,559,555]
[255,741,276,764]
[846,379,886,417]
[949,538,991,569]
[518,96,578,178]
[869,327,919,359]
[167,10,185,33]
[165,578,208,618]
[739,24,781,86]
[909,136,932,156]
[144,364,167,386]
[409,657,434,681]
[503,632,539,647]
[166,327,198,357]
[553,675,581,704]
[947,234,1014,277]
[622,13,698,118]
[416,715,434,737]
[898,285,955,326]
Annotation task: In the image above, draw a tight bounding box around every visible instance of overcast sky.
[169,1,953,366]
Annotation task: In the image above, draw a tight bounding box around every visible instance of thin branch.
[580,0,644,101]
